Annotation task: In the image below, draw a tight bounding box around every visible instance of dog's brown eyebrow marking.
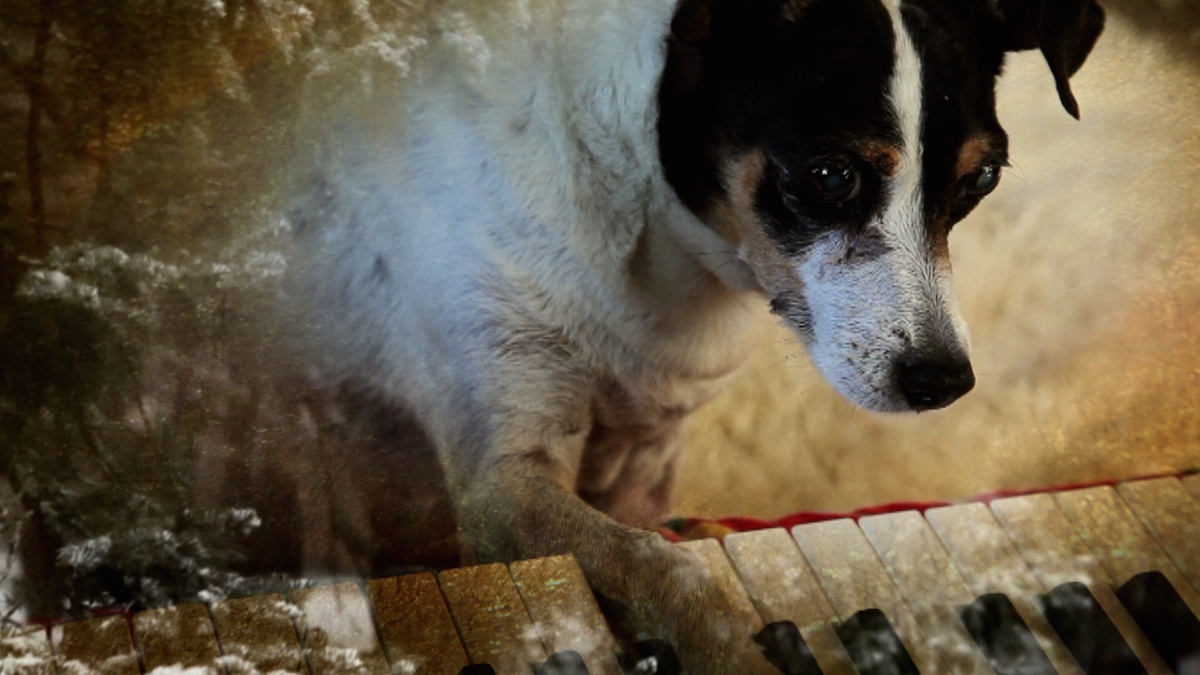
[854,140,902,177]
[955,136,995,177]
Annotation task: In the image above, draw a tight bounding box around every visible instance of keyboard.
[2,475,1198,675]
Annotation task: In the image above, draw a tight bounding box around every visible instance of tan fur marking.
[931,228,951,263]
[855,140,902,177]
[956,136,993,178]
[711,149,800,296]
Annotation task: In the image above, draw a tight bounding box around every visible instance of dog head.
[658,0,1103,412]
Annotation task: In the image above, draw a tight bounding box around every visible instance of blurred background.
[0,0,1198,619]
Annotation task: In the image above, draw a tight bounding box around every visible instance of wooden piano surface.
[3,475,1199,675]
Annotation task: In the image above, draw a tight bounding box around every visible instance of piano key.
[859,511,997,675]
[835,608,920,675]
[958,593,1056,675]
[289,582,390,675]
[367,572,470,675]
[1053,486,1200,616]
[924,504,1083,675]
[724,528,856,675]
[1116,571,1200,674]
[752,621,824,675]
[132,603,223,674]
[210,593,306,675]
[792,519,946,674]
[438,563,546,675]
[1040,582,1146,675]
[51,615,140,675]
[41,476,1200,673]
[509,554,622,675]
[1117,477,1200,590]
[676,538,781,674]
[0,624,53,675]
[677,538,765,631]
[990,493,1169,675]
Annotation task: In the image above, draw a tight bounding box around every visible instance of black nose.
[895,353,975,411]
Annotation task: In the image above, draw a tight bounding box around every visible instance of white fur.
[791,0,971,411]
[288,0,762,490]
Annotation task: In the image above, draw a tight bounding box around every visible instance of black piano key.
[1117,571,1200,675]
[619,639,683,675]
[834,608,920,675]
[535,651,591,675]
[959,593,1056,675]
[753,620,824,675]
[1041,581,1146,675]
[459,666,498,675]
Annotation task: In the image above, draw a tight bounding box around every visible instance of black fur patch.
[899,0,1011,232]
[658,0,899,254]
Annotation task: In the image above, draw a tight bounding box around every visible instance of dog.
[283,0,1104,670]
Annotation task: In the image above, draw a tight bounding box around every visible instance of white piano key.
[725,527,857,675]
[1,625,53,675]
[860,511,996,675]
[991,493,1170,675]
[1118,477,1200,591]
[1054,485,1200,617]
[52,616,141,675]
[289,582,390,675]
[367,572,470,675]
[794,518,948,675]
[211,593,307,675]
[439,563,546,675]
[924,503,1084,675]
[510,554,623,675]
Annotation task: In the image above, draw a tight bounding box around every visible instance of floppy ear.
[995,0,1106,119]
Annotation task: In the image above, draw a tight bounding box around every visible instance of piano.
[3,475,1198,675]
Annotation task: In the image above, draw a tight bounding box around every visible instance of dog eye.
[965,164,1002,196]
[808,161,862,203]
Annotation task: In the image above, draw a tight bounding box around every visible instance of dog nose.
[894,353,975,411]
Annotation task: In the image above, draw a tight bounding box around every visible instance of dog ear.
[995,0,1106,119]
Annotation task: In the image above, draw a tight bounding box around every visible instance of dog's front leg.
[458,455,778,674]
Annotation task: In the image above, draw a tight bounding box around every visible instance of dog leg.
[458,455,778,674]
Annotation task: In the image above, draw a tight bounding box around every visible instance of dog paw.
[627,544,780,674]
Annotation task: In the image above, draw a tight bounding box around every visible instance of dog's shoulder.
[283,0,761,429]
